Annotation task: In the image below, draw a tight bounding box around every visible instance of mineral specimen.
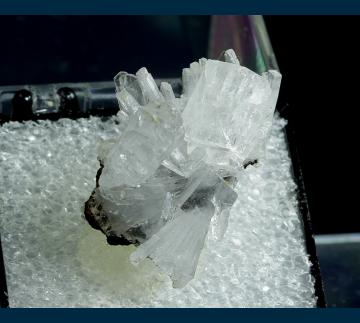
[84,49,281,287]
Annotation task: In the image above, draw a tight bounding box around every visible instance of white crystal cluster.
[95,49,282,287]
[0,116,316,307]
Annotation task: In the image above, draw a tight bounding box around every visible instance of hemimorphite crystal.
[84,49,281,288]
[99,69,183,188]
[130,206,215,288]
[181,58,281,175]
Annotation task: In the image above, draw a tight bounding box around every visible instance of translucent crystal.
[99,69,183,188]
[85,49,282,288]
[98,166,188,242]
[162,137,206,177]
[223,48,241,65]
[181,57,281,175]
[98,165,237,247]
[130,206,215,288]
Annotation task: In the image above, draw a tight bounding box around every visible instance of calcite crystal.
[84,49,281,287]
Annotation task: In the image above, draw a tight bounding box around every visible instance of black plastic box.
[0,15,325,308]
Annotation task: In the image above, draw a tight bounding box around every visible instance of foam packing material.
[0,115,316,307]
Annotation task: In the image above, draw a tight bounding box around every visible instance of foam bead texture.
[0,115,316,307]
